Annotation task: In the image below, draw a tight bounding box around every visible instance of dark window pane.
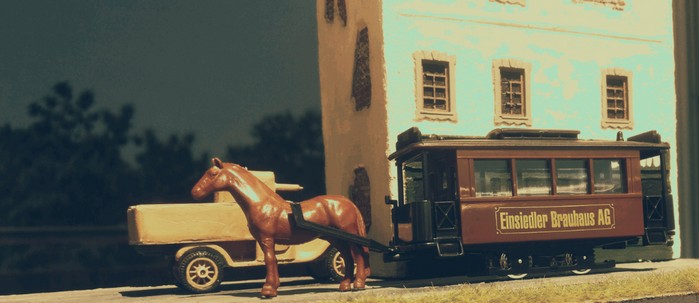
[422,61,450,112]
[500,68,525,117]
[556,159,589,195]
[403,156,424,203]
[605,76,628,120]
[474,160,513,197]
[516,160,552,196]
[593,159,626,194]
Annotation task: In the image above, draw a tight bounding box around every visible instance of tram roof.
[388,127,670,161]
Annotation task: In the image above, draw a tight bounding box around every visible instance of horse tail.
[354,207,368,247]
[354,206,371,276]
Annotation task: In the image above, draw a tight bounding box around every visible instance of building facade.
[317,0,678,276]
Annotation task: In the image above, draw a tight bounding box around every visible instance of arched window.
[349,167,371,231]
[352,27,371,111]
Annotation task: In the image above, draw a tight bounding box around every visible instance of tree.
[133,130,208,203]
[225,110,325,201]
[0,82,212,226]
[0,83,325,226]
[0,82,137,225]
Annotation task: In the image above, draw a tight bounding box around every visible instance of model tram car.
[381,127,675,278]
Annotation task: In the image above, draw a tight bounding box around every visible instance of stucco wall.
[316,0,403,276]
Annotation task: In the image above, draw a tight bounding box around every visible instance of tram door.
[393,151,461,255]
[426,152,462,256]
[393,153,430,244]
[640,152,675,245]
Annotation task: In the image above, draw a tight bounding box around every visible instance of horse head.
[192,157,233,200]
[192,158,245,200]
[191,157,262,202]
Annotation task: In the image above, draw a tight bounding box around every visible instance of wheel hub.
[195,264,211,279]
[186,258,218,288]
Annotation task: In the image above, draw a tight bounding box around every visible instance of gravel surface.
[2,259,699,303]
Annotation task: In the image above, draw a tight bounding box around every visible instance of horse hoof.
[260,292,277,298]
[353,281,366,290]
[339,281,352,292]
[261,286,278,298]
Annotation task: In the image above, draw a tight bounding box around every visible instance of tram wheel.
[564,249,594,275]
[499,253,530,280]
[506,273,529,279]
[571,268,592,275]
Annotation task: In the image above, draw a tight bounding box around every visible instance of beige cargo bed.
[127,202,254,245]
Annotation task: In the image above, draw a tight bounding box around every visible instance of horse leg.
[350,244,366,290]
[332,241,354,292]
[363,249,371,278]
[259,237,280,298]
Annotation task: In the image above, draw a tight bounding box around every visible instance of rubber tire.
[175,248,226,293]
[308,247,345,283]
[170,258,188,291]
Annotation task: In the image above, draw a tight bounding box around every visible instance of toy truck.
[127,171,345,293]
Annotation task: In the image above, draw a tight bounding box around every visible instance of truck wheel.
[175,248,225,293]
[170,259,187,291]
[308,247,345,283]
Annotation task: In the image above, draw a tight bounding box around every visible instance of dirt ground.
[2,258,699,303]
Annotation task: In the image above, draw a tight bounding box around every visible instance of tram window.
[556,159,589,195]
[640,155,661,170]
[516,159,553,196]
[593,159,627,194]
[403,157,425,203]
[474,160,513,197]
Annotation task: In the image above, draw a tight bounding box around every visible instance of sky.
[0,0,320,157]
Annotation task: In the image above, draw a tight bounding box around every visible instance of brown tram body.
[383,128,674,275]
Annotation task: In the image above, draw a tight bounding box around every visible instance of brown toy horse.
[191,158,370,298]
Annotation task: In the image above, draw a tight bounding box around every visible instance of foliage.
[226,110,325,201]
[0,83,206,225]
[0,82,137,225]
[133,130,208,203]
[0,82,325,226]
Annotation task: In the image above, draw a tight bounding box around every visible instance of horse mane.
[221,163,280,203]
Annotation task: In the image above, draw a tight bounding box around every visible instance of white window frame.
[413,51,457,122]
[492,58,532,127]
[601,68,634,129]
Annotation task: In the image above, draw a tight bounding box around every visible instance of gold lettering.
[550,210,599,228]
[501,207,613,232]
[551,211,559,228]
[498,211,549,230]
[598,208,612,226]
[521,212,529,229]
